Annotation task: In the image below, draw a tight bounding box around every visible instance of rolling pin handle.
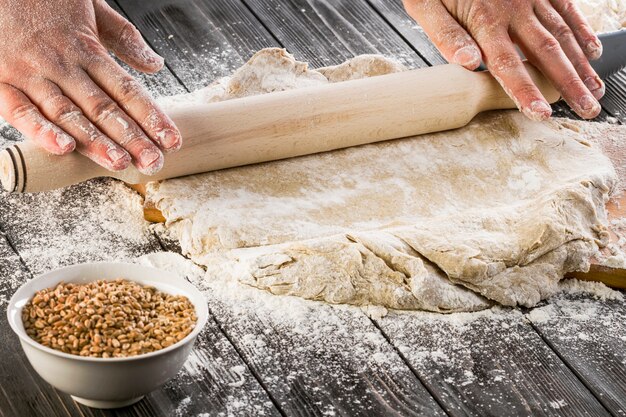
[0,145,24,193]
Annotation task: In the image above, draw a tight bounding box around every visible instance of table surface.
[0,1,625,416]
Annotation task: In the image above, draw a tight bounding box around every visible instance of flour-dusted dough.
[149,48,619,312]
[575,0,626,33]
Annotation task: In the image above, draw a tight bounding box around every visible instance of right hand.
[404,0,605,121]
[0,0,181,175]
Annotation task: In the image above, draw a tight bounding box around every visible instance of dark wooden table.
[1,1,625,416]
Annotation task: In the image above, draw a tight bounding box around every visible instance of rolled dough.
[148,48,620,312]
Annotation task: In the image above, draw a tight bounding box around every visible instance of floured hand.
[0,0,181,174]
[404,0,605,121]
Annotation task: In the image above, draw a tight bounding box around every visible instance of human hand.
[404,0,605,121]
[0,0,181,175]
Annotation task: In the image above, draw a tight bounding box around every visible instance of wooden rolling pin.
[0,63,560,193]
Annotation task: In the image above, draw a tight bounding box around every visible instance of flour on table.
[576,0,626,32]
[147,48,620,312]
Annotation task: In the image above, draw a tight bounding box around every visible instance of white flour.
[557,277,623,300]
[576,0,626,32]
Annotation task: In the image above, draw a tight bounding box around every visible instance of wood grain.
[527,293,626,416]
[375,308,611,416]
[201,284,446,416]
[116,0,279,91]
[365,0,446,66]
[241,0,427,69]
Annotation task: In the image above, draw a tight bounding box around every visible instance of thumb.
[403,0,482,70]
[93,1,164,74]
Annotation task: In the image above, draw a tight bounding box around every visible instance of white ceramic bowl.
[7,262,208,409]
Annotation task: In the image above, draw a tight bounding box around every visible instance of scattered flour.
[557,278,624,300]
[137,251,205,281]
[0,179,158,275]
[549,399,567,409]
[228,365,247,388]
[137,252,426,414]
[174,397,192,417]
[527,305,558,324]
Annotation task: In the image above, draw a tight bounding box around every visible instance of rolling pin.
[0,63,560,193]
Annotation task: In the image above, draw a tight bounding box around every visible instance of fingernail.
[584,76,605,100]
[156,128,182,151]
[586,38,603,60]
[453,46,481,68]
[55,133,75,152]
[576,94,601,118]
[107,147,129,163]
[523,100,552,121]
[141,47,164,68]
[139,148,164,175]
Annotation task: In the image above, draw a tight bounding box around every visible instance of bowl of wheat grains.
[7,262,208,409]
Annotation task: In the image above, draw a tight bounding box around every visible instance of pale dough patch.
[575,0,626,32]
[149,48,619,312]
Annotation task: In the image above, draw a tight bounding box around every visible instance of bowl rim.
[7,261,208,363]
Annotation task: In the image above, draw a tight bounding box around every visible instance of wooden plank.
[365,0,445,66]
[375,308,610,416]
[116,0,279,91]
[527,292,626,416]
[241,0,427,68]
[195,277,445,416]
[117,0,448,414]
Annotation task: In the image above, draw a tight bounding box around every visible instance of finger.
[93,0,164,73]
[550,0,602,60]
[535,2,605,100]
[27,80,131,171]
[0,83,75,155]
[84,55,181,152]
[511,18,601,119]
[56,70,164,175]
[403,0,482,70]
[473,27,552,121]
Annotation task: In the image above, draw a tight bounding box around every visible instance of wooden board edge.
[127,183,166,223]
[566,265,626,290]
